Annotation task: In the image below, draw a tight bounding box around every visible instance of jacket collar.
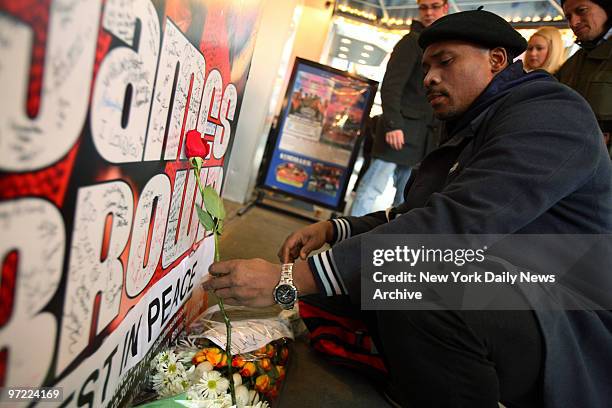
[577,26,612,50]
[410,20,426,33]
[441,61,551,143]
[584,36,612,60]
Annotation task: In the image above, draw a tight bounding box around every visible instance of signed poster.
[0,0,262,406]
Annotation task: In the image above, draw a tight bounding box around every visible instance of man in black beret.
[557,0,612,156]
[204,9,612,408]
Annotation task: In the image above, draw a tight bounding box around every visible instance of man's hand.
[202,259,319,307]
[385,129,405,151]
[277,221,334,263]
[203,258,280,307]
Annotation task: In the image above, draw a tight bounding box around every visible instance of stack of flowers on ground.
[149,337,290,408]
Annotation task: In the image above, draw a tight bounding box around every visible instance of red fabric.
[313,339,388,373]
[299,301,388,374]
[310,325,373,350]
[299,301,369,332]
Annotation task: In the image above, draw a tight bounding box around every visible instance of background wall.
[223,0,335,204]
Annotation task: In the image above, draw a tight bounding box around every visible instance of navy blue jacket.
[309,63,612,407]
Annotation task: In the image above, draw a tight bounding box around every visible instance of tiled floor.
[218,200,389,407]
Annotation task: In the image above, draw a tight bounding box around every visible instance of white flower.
[177,350,197,365]
[179,393,232,408]
[232,372,243,387]
[245,401,270,408]
[235,385,249,407]
[207,394,233,408]
[155,350,180,372]
[152,371,190,398]
[248,390,259,405]
[195,361,214,376]
[193,370,230,398]
[177,336,199,349]
[186,389,203,401]
[151,350,192,398]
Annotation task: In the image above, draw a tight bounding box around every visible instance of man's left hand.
[385,129,405,150]
[202,258,280,307]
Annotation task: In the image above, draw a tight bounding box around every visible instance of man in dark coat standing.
[350,0,448,216]
[557,0,612,154]
[205,10,612,408]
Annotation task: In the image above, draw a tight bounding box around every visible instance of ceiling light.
[338,53,347,59]
[363,44,374,51]
[340,46,349,52]
[361,52,370,57]
[543,15,552,21]
[358,59,366,64]
[532,16,541,22]
[341,38,352,44]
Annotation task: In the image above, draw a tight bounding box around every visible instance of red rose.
[185,129,210,158]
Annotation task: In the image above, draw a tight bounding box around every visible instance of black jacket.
[556,31,612,134]
[373,21,436,166]
[311,63,612,407]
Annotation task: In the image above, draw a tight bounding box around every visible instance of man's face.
[563,0,608,42]
[422,41,495,121]
[417,0,449,27]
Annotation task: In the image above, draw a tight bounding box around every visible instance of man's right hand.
[278,220,334,263]
[385,129,405,151]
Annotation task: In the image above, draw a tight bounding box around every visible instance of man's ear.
[489,47,509,73]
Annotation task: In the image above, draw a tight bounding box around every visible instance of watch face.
[274,284,297,305]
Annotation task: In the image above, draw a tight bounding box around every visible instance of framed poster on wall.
[260,58,378,211]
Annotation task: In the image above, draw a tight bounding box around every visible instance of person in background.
[523,26,566,73]
[350,0,448,216]
[351,115,378,193]
[557,0,611,155]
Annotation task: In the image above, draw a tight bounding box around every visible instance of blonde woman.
[524,27,565,74]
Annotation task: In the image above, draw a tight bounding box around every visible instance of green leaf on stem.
[216,220,224,235]
[196,205,215,231]
[203,186,225,220]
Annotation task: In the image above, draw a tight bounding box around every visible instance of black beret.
[418,9,527,57]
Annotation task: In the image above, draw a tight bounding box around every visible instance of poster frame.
[258,57,378,211]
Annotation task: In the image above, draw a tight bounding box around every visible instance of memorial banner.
[261,58,378,210]
[0,0,262,406]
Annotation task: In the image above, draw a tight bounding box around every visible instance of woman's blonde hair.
[526,27,565,74]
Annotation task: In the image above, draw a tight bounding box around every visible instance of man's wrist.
[324,220,335,243]
[292,260,318,296]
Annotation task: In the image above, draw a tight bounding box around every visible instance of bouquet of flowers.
[140,306,293,408]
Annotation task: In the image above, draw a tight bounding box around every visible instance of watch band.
[274,263,297,310]
[280,263,294,285]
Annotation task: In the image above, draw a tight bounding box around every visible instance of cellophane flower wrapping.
[134,305,295,407]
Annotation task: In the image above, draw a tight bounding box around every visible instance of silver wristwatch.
[273,263,298,310]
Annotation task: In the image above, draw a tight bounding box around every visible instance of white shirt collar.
[600,26,612,44]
